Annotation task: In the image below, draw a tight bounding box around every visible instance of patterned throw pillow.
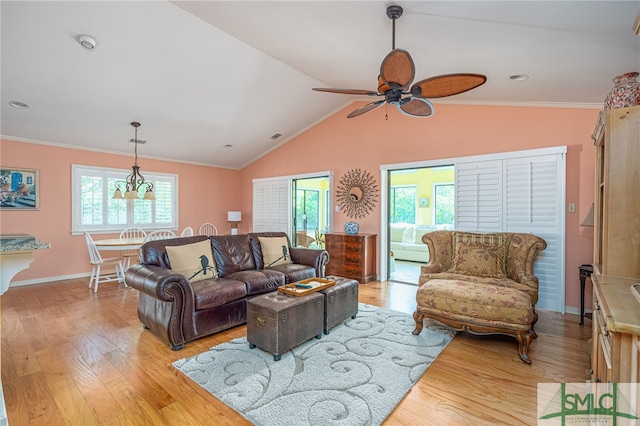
[449,232,507,278]
[259,236,293,268]
[166,240,218,283]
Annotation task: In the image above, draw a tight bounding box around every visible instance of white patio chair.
[180,226,194,237]
[119,227,147,269]
[198,223,218,236]
[143,229,176,243]
[84,232,125,293]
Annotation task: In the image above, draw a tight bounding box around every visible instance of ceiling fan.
[313,5,487,119]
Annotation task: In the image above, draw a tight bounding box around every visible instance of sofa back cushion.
[166,240,218,282]
[210,234,256,277]
[413,225,437,244]
[390,223,415,243]
[449,231,507,278]
[139,235,210,269]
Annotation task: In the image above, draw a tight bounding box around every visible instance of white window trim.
[71,164,179,235]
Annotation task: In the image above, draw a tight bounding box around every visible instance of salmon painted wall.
[239,102,600,311]
[0,139,241,282]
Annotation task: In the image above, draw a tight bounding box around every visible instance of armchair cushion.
[166,240,218,283]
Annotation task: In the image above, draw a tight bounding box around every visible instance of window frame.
[433,183,455,226]
[71,164,178,234]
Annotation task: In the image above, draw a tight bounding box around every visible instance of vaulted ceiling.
[2,1,638,169]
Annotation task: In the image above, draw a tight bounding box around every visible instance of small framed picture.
[419,197,430,208]
[0,167,39,210]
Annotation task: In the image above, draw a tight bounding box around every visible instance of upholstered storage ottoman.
[320,276,359,334]
[412,279,535,364]
[247,291,324,361]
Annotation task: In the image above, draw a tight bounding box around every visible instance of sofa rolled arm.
[125,263,194,301]
[289,247,329,277]
[125,263,196,349]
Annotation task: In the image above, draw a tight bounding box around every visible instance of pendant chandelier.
[112,122,155,200]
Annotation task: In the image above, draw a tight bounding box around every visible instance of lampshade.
[227,211,242,222]
[581,203,594,227]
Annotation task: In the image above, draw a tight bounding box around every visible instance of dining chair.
[180,226,194,237]
[198,223,218,236]
[119,227,147,269]
[143,229,177,243]
[84,232,125,293]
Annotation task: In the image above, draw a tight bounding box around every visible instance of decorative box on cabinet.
[324,233,377,283]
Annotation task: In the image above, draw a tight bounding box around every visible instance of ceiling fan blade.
[312,88,378,96]
[346,100,385,119]
[410,73,487,98]
[398,97,434,117]
[380,49,415,89]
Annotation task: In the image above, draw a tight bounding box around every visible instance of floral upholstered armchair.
[413,230,547,363]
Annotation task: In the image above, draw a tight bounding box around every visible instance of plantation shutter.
[253,178,290,233]
[505,154,564,312]
[453,151,565,312]
[455,160,503,232]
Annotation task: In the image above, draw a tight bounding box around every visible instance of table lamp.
[227,211,242,235]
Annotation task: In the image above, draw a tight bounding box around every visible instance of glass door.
[292,176,330,248]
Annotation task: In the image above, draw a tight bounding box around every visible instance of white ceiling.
[2,1,639,169]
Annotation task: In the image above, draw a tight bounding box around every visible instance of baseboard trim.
[9,272,90,288]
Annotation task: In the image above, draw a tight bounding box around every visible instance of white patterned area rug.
[173,303,454,426]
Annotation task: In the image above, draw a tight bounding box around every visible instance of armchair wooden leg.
[412,311,424,335]
[516,333,533,364]
[531,307,538,339]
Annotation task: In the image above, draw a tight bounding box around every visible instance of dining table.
[93,237,146,251]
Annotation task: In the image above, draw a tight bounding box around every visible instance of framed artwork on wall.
[0,167,39,210]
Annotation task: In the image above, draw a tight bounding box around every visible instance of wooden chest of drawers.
[324,233,377,283]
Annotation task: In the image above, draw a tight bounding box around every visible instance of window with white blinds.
[72,164,178,234]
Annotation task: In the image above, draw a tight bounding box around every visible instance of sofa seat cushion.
[420,272,538,305]
[269,263,316,284]
[416,279,533,331]
[225,269,285,295]
[192,278,247,311]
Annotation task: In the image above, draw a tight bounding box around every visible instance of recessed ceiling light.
[224,144,233,148]
[270,133,282,140]
[509,74,529,81]
[76,34,97,50]
[8,101,28,109]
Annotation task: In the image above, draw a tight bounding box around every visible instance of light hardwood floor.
[1,278,591,425]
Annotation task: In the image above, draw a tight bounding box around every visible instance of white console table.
[0,234,51,426]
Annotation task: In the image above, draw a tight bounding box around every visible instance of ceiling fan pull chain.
[385,103,389,120]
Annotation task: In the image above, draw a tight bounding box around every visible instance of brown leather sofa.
[125,232,329,350]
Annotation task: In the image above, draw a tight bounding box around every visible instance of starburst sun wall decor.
[336,169,378,219]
